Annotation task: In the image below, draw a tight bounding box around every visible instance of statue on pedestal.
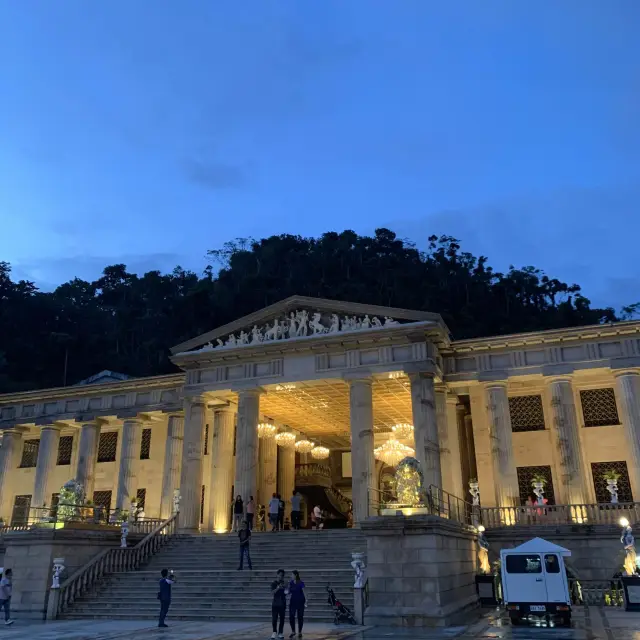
[621,519,637,576]
[351,552,367,588]
[477,525,491,574]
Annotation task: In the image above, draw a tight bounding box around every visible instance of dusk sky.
[1,1,638,310]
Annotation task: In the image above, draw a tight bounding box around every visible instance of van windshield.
[505,554,542,573]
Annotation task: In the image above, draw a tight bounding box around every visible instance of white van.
[500,537,572,626]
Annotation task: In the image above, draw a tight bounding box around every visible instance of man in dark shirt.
[270,569,287,639]
[237,520,252,570]
[157,568,175,628]
[277,494,285,531]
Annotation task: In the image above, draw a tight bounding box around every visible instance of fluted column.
[76,422,100,501]
[464,413,477,480]
[485,382,519,508]
[116,418,144,511]
[32,425,62,509]
[234,389,261,504]
[277,445,295,515]
[435,391,451,493]
[259,436,278,507]
[179,397,207,532]
[160,414,184,519]
[409,373,442,490]
[209,408,235,532]
[547,377,588,505]
[349,378,375,523]
[615,371,640,497]
[445,395,464,499]
[0,429,24,521]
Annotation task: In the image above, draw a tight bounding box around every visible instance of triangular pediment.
[507,537,571,556]
[170,295,445,354]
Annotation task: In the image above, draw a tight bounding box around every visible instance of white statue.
[51,557,65,589]
[172,489,181,515]
[225,334,237,347]
[477,526,491,574]
[621,520,637,576]
[309,312,325,334]
[120,521,129,548]
[351,552,367,589]
[469,480,480,507]
[264,319,280,341]
[341,316,353,331]
[295,310,309,336]
[384,317,398,326]
[532,480,545,505]
[353,316,362,329]
[216,338,224,348]
[329,314,340,333]
[251,325,262,343]
[607,478,619,504]
[361,315,371,329]
[287,312,297,338]
[371,316,382,327]
[238,331,249,345]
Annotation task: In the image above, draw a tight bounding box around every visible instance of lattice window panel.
[580,388,620,427]
[591,461,633,503]
[509,395,546,432]
[136,488,147,511]
[92,490,112,512]
[57,436,73,466]
[19,439,40,468]
[204,424,209,456]
[140,429,151,460]
[516,465,556,505]
[200,485,205,525]
[11,495,31,525]
[97,432,118,462]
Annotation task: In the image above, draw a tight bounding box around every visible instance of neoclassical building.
[0,296,639,532]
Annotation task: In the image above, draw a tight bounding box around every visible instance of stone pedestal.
[234,390,261,503]
[179,398,207,532]
[349,378,375,524]
[116,418,144,511]
[409,373,442,490]
[160,415,184,519]
[0,429,24,522]
[484,383,519,509]
[209,408,235,532]
[362,515,478,626]
[32,425,62,510]
[76,423,100,500]
[258,437,278,507]
[615,372,640,497]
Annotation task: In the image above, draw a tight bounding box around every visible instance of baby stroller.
[326,583,357,625]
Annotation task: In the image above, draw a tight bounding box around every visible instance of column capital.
[39,423,64,432]
[233,387,264,397]
[116,412,146,423]
[406,371,435,382]
[445,393,459,406]
[212,406,235,416]
[614,369,640,380]
[343,373,373,385]
[483,380,508,391]
[1,425,29,436]
[545,375,574,386]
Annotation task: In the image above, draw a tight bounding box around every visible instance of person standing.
[313,505,323,530]
[290,491,301,530]
[237,520,253,570]
[270,569,287,639]
[277,493,285,531]
[157,568,175,628]
[269,493,280,532]
[246,496,255,531]
[288,570,306,638]
[232,495,244,532]
[0,569,13,626]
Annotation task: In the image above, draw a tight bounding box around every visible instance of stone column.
[259,436,278,507]
[160,415,184,519]
[547,377,588,505]
[278,445,296,516]
[116,418,144,511]
[464,413,477,480]
[209,408,235,532]
[615,371,640,497]
[179,397,207,532]
[76,422,100,500]
[234,389,261,504]
[0,429,23,522]
[435,391,451,493]
[32,425,62,510]
[485,382,519,508]
[446,395,465,500]
[408,373,442,490]
[349,378,375,523]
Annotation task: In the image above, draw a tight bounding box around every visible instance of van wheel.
[509,615,521,626]
[560,615,571,627]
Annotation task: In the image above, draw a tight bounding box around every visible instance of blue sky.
[1,1,638,310]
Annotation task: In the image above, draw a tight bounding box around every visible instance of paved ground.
[4,607,640,639]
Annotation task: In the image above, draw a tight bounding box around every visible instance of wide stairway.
[62,529,365,622]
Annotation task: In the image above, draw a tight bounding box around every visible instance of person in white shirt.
[313,505,323,530]
[268,493,280,532]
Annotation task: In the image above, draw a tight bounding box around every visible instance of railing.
[296,464,331,480]
[569,578,625,607]
[480,502,640,529]
[49,512,178,619]
[325,486,353,517]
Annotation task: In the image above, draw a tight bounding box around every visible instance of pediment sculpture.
[196,310,400,352]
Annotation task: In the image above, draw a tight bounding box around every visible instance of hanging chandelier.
[392,423,414,441]
[257,422,277,439]
[295,440,315,454]
[275,432,296,448]
[374,439,415,467]
[311,446,330,460]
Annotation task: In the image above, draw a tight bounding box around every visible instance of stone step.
[65,604,341,615]
[61,611,341,622]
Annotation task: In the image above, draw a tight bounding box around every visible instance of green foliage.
[0,230,622,392]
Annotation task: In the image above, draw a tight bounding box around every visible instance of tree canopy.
[0,229,621,393]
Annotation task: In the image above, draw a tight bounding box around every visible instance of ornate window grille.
[580,389,620,427]
[591,461,632,503]
[97,432,118,463]
[19,439,40,468]
[92,490,112,513]
[509,395,546,432]
[57,436,73,466]
[204,424,209,456]
[11,495,31,526]
[136,488,147,511]
[140,429,151,460]
[516,465,556,505]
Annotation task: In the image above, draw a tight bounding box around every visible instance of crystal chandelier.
[311,446,330,460]
[275,432,296,448]
[257,422,277,439]
[392,423,414,441]
[295,440,315,453]
[374,439,415,467]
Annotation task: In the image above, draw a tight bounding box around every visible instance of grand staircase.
[61,529,365,622]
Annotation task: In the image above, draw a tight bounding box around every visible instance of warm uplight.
[620,517,630,528]
[477,525,486,533]
[214,528,227,534]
